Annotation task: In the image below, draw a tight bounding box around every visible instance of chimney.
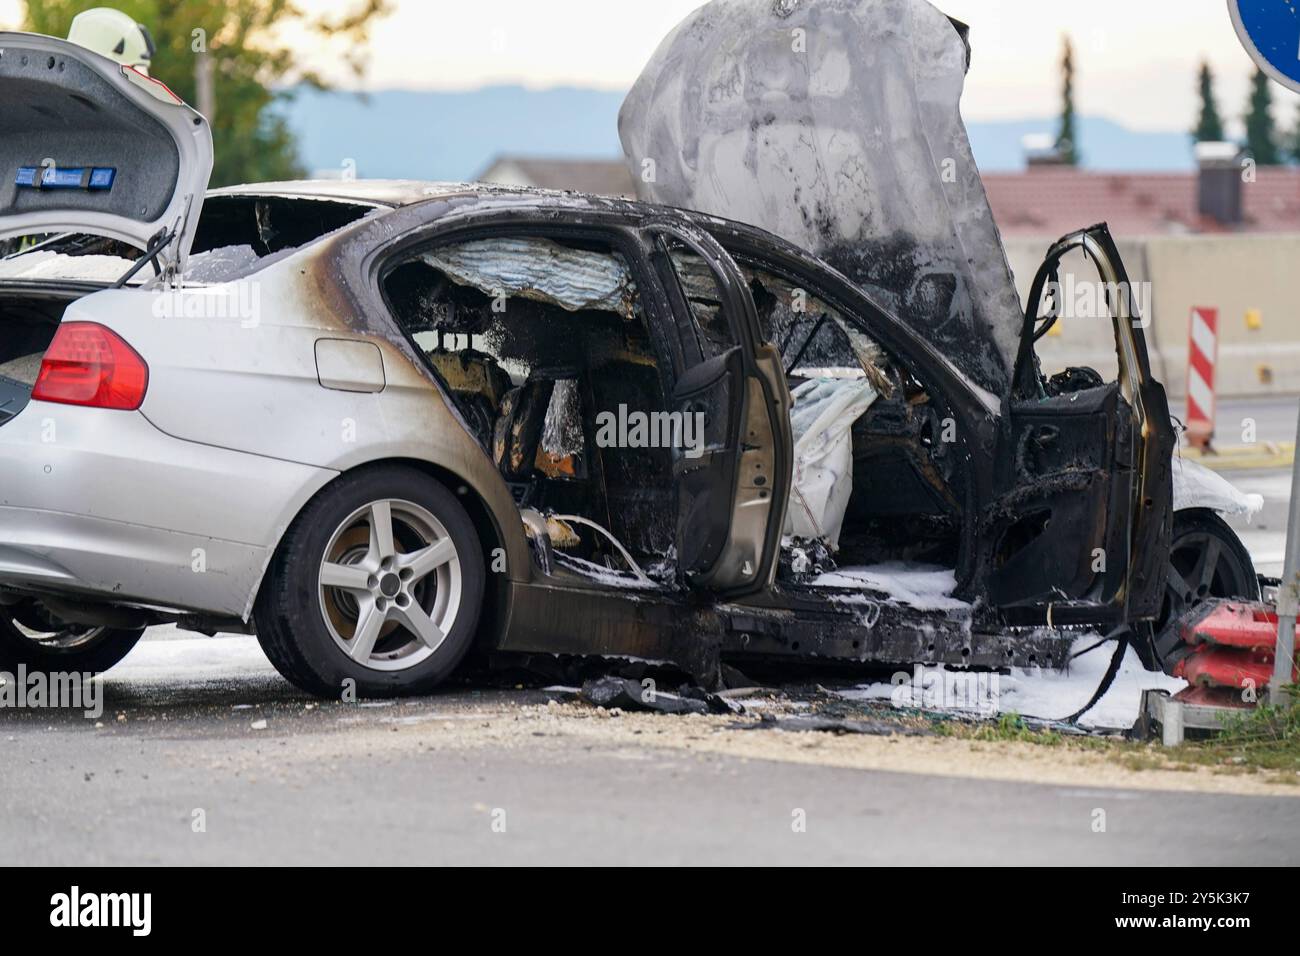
[1196,141,1244,226]
[1022,133,1069,169]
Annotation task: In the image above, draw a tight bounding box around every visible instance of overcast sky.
[2,0,1294,132]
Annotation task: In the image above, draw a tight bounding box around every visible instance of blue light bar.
[15,166,116,190]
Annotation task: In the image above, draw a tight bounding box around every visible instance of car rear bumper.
[0,506,271,618]
[0,401,336,619]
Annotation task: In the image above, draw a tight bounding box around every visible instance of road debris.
[577,676,744,715]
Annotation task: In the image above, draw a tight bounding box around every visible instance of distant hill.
[280,86,628,182]
[278,85,1197,182]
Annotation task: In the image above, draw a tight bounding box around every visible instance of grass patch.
[1165,685,1300,779]
[967,713,1065,746]
[927,690,1300,783]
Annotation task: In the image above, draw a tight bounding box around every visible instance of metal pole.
[1269,398,1300,706]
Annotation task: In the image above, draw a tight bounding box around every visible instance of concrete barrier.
[1002,233,1300,402]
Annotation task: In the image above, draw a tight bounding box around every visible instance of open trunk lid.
[0,30,212,276]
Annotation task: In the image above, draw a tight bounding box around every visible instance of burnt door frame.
[638,219,792,596]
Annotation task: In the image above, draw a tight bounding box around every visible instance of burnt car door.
[988,225,1174,622]
[641,221,791,596]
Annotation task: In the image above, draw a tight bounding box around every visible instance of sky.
[1,0,1295,132]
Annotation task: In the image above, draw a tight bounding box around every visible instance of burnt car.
[0,31,1260,695]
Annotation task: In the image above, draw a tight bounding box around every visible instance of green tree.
[1244,67,1281,165]
[1054,35,1079,165]
[1192,60,1225,142]
[22,0,390,187]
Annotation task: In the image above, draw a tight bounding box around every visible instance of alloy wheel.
[317,498,463,671]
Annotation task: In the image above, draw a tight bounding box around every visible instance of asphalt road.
[5,621,1298,865]
[4,647,1298,866]
[2,396,1298,867]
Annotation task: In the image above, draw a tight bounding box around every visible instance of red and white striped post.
[1186,306,1218,450]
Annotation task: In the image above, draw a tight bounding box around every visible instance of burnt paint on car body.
[283,184,1006,604]
[248,184,1163,659]
[5,180,1166,675]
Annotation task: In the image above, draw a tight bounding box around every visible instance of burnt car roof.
[206,177,816,265]
[205,179,647,210]
[210,178,862,306]
[206,179,470,207]
[205,178,751,227]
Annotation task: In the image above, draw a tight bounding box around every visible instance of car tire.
[1138,508,1260,670]
[0,599,144,675]
[255,466,486,698]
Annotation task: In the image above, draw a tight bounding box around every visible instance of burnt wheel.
[0,599,143,674]
[1140,508,1259,669]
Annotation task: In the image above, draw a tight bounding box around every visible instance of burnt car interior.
[734,256,970,587]
[381,229,980,602]
[382,233,680,585]
[373,216,1165,626]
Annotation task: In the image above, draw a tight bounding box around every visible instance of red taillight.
[31,322,149,411]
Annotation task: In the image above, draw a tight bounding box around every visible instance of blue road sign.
[1230,0,1300,93]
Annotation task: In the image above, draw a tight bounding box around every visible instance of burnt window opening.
[1026,245,1121,397]
[659,242,733,362]
[1,196,376,285]
[735,257,891,394]
[190,196,373,257]
[181,195,375,283]
[382,234,677,583]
